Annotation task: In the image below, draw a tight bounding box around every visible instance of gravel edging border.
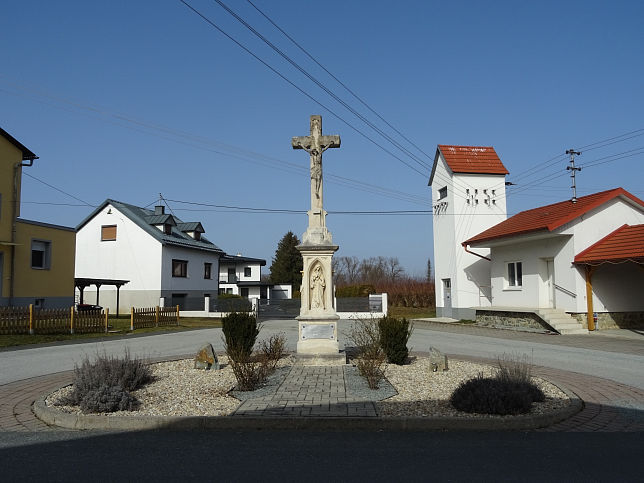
[33,381,582,432]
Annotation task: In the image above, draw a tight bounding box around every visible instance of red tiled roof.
[464,188,644,246]
[438,145,509,175]
[574,224,644,264]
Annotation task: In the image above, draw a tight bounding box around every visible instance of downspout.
[9,157,37,305]
[462,243,491,261]
[585,265,597,331]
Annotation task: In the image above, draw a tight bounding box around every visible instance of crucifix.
[292,115,341,223]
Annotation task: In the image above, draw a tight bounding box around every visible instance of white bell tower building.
[429,145,509,320]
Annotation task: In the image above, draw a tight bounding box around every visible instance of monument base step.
[294,352,348,366]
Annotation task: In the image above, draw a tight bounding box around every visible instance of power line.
[179,0,428,177]
[1,79,427,206]
[245,0,435,165]
[22,172,94,207]
[215,0,430,171]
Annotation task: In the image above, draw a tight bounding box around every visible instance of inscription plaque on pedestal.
[301,323,335,340]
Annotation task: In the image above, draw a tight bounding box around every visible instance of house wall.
[10,220,75,308]
[159,245,220,307]
[563,198,644,312]
[490,235,573,309]
[489,197,644,312]
[75,203,163,311]
[218,260,261,284]
[431,154,507,318]
[0,136,75,308]
[0,137,21,302]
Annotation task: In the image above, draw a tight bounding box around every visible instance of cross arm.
[319,135,341,148]
[292,136,310,150]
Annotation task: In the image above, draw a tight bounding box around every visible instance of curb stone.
[33,382,582,432]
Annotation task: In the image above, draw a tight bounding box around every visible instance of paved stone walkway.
[2,358,643,431]
[233,366,377,417]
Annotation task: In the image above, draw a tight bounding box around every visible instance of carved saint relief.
[309,263,326,310]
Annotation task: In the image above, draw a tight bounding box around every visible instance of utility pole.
[566,149,582,203]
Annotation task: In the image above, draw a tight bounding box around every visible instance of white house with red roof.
[430,145,644,332]
[429,145,509,320]
[463,188,644,332]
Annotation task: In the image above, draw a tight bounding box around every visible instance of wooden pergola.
[74,278,129,318]
[574,224,644,331]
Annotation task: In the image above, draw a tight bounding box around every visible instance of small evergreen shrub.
[449,375,543,415]
[450,354,545,415]
[221,312,260,362]
[378,316,413,365]
[79,384,139,413]
[60,350,153,413]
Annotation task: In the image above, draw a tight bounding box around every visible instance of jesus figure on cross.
[292,115,341,213]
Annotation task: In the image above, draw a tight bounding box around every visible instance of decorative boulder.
[428,346,448,372]
[194,343,220,370]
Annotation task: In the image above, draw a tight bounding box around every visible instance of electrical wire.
[22,172,94,207]
[179,0,428,177]
[245,0,435,164]
[214,0,430,172]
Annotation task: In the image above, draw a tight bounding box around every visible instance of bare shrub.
[347,318,387,389]
[225,333,287,391]
[258,333,287,371]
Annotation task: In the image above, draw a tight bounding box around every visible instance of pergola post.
[585,265,597,331]
[116,285,121,318]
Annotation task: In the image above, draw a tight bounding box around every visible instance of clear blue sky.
[2,0,643,277]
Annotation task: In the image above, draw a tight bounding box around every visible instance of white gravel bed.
[377,358,570,418]
[47,355,570,419]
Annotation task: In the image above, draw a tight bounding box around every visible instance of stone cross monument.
[292,115,341,354]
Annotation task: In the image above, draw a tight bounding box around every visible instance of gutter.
[462,243,491,261]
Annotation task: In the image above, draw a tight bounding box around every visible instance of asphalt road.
[1,430,642,482]
[1,320,643,389]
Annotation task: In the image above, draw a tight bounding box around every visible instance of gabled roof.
[145,214,176,225]
[430,145,508,185]
[177,222,204,233]
[77,199,224,254]
[464,188,644,246]
[0,127,38,161]
[574,224,644,265]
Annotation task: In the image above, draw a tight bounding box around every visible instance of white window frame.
[506,261,523,289]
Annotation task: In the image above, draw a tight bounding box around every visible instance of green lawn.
[387,306,436,319]
[0,316,222,349]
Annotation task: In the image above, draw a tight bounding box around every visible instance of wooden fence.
[0,305,109,335]
[131,306,179,330]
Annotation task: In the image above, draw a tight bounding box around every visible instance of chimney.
[154,205,165,215]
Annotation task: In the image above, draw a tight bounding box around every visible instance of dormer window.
[164,224,172,235]
[438,187,447,200]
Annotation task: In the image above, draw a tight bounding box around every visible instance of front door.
[545,259,555,308]
[442,278,452,317]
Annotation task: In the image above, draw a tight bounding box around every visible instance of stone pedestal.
[296,243,339,354]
